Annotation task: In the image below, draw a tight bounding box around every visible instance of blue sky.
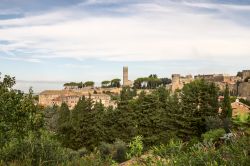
[0,0,250,92]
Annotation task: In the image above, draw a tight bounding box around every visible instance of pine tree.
[174,79,220,138]
[134,92,167,146]
[57,102,70,127]
[118,87,136,111]
[68,95,104,150]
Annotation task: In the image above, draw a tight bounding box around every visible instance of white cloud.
[0,56,41,63]
[0,1,250,62]
[63,63,93,69]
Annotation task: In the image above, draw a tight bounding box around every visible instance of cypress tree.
[221,84,233,133]
[221,84,232,118]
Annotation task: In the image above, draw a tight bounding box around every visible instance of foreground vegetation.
[0,73,249,165]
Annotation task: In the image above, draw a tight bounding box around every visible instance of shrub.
[77,147,88,157]
[202,128,225,142]
[152,139,183,158]
[113,139,127,163]
[219,136,250,165]
[234,113,249,124]
[230,96,237,103]
[0,131,69,166]
[99,139,127,163]
[99,142,113,159]
[126,136,143,159]
[205,116,223,131]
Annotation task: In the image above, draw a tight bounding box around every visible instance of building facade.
[39,90,116,109]
[171,74,193,92]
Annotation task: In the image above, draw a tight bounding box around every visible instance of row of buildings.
[39,66,133,109]
[39,90,117,109]
[39,68,250,109]
[170,70,250,101]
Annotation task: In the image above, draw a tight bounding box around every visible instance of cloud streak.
[0,0,250,63]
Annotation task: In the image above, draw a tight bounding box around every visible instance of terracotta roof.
[232,102,250,116]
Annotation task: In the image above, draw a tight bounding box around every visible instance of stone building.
[236,70,250,101]
[193,70,250,101]
[194,74,240,84]
[241,70,250,81]
[39,90,116,109]
[171,74,193,92]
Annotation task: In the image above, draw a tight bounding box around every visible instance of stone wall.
[238,82,250,101]
[171,74,193,92]
[242,70,250,81]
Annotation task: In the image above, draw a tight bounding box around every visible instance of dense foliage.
[1,73,249,165]
[64,81,95,88]
[133,74,171,89]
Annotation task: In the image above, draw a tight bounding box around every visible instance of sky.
[0,0,250,92]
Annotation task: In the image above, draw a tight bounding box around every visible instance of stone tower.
[171,74,181,92]
[123,66,129,86]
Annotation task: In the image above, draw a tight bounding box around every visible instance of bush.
[0,131,70,166]
[113,139,127,163]
[218,136,250,165]
[69,151,117,166]
[99,139,127,163]
[234,113,249,124]
[77,147,88,157]
[137,135,250,166]
[152,139,184,158]
[126,136,143,159]
[99,142,113,159]
[205,116,223,131]
[202,128,225,142]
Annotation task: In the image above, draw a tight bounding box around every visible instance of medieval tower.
[123,66,129,86]
[171,74,181,92]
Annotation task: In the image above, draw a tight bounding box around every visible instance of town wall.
[242,70,250,81]
[238,82,250,101]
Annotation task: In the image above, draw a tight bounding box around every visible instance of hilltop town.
[39,67,250,109]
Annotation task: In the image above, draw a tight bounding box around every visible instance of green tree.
[84,81,95,87]
[62,95,104,150]
[57,103,70,128]
[111,78,121,88]
[134,92,168,146]
[160,77,171,86]
[133,78,144,89]
[101,80,111,88]
[221,84,232,119]
[178,79,219,138]
[118,87,136,111]
[0,74,44,148]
